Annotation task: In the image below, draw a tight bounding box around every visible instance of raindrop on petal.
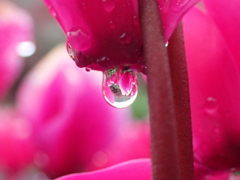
[67,44,75,60]
[103,67,138,108]
[204,97,218,115]
[119,32,133,45]
[173,0,189,11]
[102,0,115,12]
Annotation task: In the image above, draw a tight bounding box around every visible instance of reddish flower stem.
[168,23,194,180]
[139,0,194,179]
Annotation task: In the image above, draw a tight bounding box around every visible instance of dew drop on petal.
[159,0,171,13]
[16,41,36,57]
[85,67,91,72]
[165,41,169,47]
[102,0,115,12]
[109,20,116,29]
[67,44,75,60]
[103,67,138,108]
[119,32,133,45]
[173,0,189,11]
[204,97,218,115]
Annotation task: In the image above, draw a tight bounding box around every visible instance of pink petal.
[55,159,151,180]
[202,0,240,68]
[184,6,240,171]
[86,121,150,171]
[158,0,201,40]
[42,0,199,71]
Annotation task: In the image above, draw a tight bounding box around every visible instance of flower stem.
[138,0,194,179]
[168,22,194,180]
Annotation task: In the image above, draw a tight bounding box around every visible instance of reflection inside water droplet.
[103,67,138,108]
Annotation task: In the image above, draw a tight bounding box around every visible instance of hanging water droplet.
[119,32,133,45]
[16,41,36,57]
[204,97,218,115]
[85,68,91,72]
[109,20,116,29]
[67,44,75,60]
[102,0,115,12]
[103,67,138,108]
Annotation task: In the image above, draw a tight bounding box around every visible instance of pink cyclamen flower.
[16,44,131,178]
[183,0,240,178]
[0,1,34,100]
[42,0,199,72]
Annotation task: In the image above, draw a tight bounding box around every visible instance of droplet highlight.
[103,67,138,108]
[204,97,218,115]
[158,0,171,13]
[119,33,132,45]
[173,0,189,11]
[67,44,75,60]
[102,0,115,12]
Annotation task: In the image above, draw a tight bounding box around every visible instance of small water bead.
[109,20,116,29]
[67,44,75,60]
[173,0,189,11]
[103,67,138,108]
[158,0,171,13]
[165,41,169,47]
[119,32,133,45]
[204,97,218,115]
[102,0,115,12]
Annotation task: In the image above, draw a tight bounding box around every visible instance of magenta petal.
[55,159,151,180]
[202,0,240,67]
[42,0,200,71]
[184,7,240,170]
[42,0,143,71]
[158,0,201,40]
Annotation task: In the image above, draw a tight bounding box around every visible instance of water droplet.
[102,0,115,12]
[109,20,116,29]
[133,16,139,26]
[16,41,36,57]
[204,97,218,115]
[165,41,169,47]
[159,0,171,13]
[67,44,75,60]
[119,32,133,45]
[173,0,189,11]
[103,67,138,108]
[86,68,91,72]
[48,5,57,17]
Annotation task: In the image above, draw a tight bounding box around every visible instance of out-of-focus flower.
[55,159,151,180]
[0,1,34,100]
[183,0,240,178]
[0,106,35,178]
[85,120,150,171]
[42,0,199,72]
[16,44,131,178]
